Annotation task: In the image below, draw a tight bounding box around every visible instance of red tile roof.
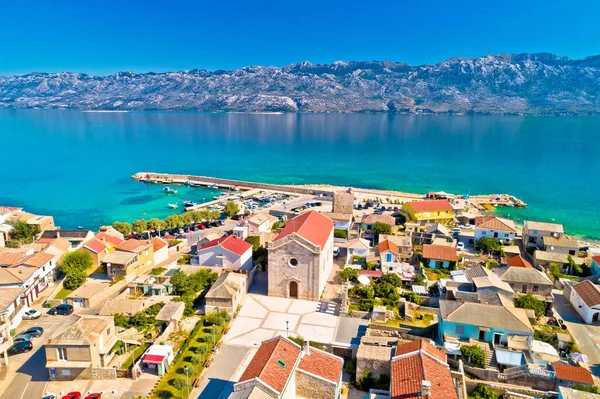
[36,237,55,244]
[200,235,252,256]
[116,239,152,253]
[422,244,457,263]
[593,256,600,265]
[506,255,533,268]
[151,237,168,252]
[0,252,28,266]
[238,336,301,394]
[298,347,343,384]
[84,239,107,254]
[95,232,124,246]
[552,362,594,385]
[394,339,447,363]
[391,339,457,399]
[358,270,383,278]
[274,211,334,248]
[362,213,396,226]
[379,239,399,254]
[407,199,453,212]
[20,252,54,268]
[475,216,517,232]
[573,280,600,307]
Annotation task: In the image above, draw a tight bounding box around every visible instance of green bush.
[60,250,93,275]
[170,377,187,390]
[204,311,231,326]
[477,237,502,253]
[334,229,348,239]
[245,236,261,252]
[358,299,374,311]
[572,384,600,394]
[150,267,167,276]
[470,383,500,399]
[63,270,86,290]
[373,222,392,236]
[380,273,402,287]
[460,345,486,368]
[401,291,422,305]
[287,335,325,350]
[349,286,374,299]
[514,294,548,317]
[340,268,358,282]
[412,273,426,286]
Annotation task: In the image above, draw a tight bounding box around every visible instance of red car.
[61,393,81,399]
[84,394,102,399]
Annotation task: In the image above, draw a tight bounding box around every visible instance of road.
[552,289,600,377]
[1,313,78,399]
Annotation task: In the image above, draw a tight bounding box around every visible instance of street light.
[184,365,190,399]
[286,321,289,337]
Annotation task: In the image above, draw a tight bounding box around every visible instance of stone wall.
[87,278,128,309]
[333,188,354,214]
[295,369,338,399]
[465,378,554,398]
[357,353,391,379]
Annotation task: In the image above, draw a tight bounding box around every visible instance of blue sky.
[1,0,599,75]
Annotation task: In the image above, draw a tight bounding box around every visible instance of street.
[552,289,600,377]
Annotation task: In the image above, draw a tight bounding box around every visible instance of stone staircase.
[483,344,497,369]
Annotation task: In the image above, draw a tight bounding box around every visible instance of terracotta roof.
[95,232,124,246]
[0,267,37,284]
[475,216,517,232]
[238,336,301,394]
[406,199,453,212]
[0,252,28,266]
[116,239,152,253]
[84,239,107,254]
[36,238,55,244]
[394,339,447,363]
[422,244,457,262]
[200,235,252,256]
[151,237,168,252]
[573,280,600,308]
[391,339,457,399]
[47,238,72,252]
[379,239,399,254]
[506,255,533,268]
[274,211,334,248]
[358,270,383,278]
[362,213,396,226]
[298,347,343,384]
[552,362,594,385]
[19,252,54,268]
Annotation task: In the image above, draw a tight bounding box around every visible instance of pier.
[131,172,527,210]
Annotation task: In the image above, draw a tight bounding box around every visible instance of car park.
[7,340,32,355]
[49,304,74,315]
[22,308,42,320]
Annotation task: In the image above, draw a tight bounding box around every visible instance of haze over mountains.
[2,53,600,115]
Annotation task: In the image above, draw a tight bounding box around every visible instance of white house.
[247,212,277,235]
[474,217,517,244]
[321,212,353,235]
[568,280,600,324]
[541,236,579,256]
[151,237,169,265]
[378,239,415,275]
[523,221,564,249]
[346,238,372,265]
[193,235,253,270]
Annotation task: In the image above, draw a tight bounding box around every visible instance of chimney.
[303,340,310,355]
[421,380,431,397]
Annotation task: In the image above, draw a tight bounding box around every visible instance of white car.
[456,242,465,251]
[333,247,341,258]
[22,308,42,320]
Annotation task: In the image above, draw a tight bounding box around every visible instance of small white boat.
[163,187,178,194]
[167,203,178,209]
[208,184,217,189]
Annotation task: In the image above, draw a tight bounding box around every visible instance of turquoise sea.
[1,110,599,240]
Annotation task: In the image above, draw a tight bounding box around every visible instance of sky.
[1,0,599,76]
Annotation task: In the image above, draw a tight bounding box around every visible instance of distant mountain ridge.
[2,52,600,115]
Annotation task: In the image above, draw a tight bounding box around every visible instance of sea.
[1,110,599,240]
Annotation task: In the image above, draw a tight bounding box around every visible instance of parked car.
[7,340,32,355]
[22,308,42,320]
[84,394,101,399]
[61,393,81,399]
[22,327,44,338]
[456,242,465,251]
[48,304,73,316]
[12,335,31,344]
[333,247,340,258]
[42,394,57,399]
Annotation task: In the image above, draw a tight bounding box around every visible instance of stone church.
[268,211,334,301]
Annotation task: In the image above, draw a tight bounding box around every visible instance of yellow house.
[401,199,454,225]
[102,239,154,280]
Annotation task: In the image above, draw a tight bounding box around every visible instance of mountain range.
[2,53,600,115]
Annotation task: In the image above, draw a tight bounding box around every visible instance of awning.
[495,349,525,367]
[143,354,166,364]
[444,342,461,355]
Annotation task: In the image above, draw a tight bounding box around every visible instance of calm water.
[1,110,599,240]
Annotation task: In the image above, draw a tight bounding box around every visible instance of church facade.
[268,211,334,301]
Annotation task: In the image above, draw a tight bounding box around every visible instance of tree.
[401,291,422,305]
[412,273,426,286]
[10,221,39,244]
[224,201,240,218]
[164,215,181,230]
[60,250,93,275]
[245,236,261,252]
[477,237,502,253]
[5,240,20,248]
[171,378,187,390]
[460,345,486,368]
[63,269,86,290]
[550,263,562,280]
[334,229,348,239]
[568,255,584,276]
[180,212,194,226]
[113,221,132,236]
[373,222,392,237]
[147,218,165,232]
[514,294,548,317]
[132,219,148,234]
[380,273,402,287]
[374,282,400,304]
[340,268,358,282]
[471,384,500,399]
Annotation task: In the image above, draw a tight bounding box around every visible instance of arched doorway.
[289,281,298,298]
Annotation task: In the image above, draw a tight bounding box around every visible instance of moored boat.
[163,187,178,194]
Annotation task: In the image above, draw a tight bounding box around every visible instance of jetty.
[131,172,527,210]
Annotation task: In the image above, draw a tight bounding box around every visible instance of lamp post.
[286,321,289,337]
[184,365,190,399]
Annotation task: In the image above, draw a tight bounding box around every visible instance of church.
[268,211,334,301]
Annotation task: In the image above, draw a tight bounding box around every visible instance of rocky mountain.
[2,53,600,114]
